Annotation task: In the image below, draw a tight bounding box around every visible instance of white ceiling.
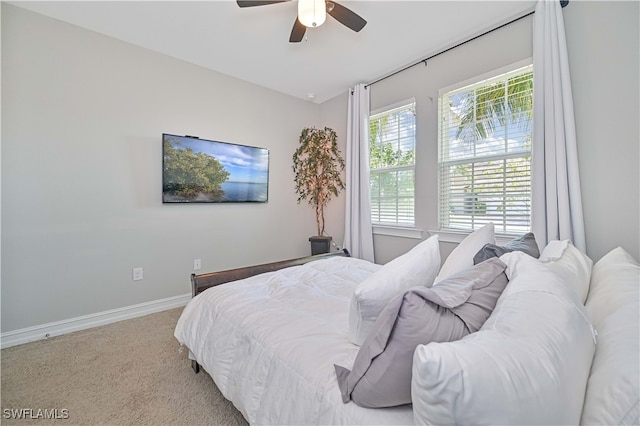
[10,0,537,104]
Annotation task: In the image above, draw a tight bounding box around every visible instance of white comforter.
[174,256,414,425]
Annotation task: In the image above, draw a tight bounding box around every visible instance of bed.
[174,250,414,425]
[174,229,640,425]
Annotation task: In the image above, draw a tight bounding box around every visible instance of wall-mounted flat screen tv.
[163,133,269,203]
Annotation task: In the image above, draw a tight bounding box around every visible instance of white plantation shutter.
[439,64,533,234]
[369,101,416,227]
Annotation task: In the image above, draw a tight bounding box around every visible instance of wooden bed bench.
[190,248,351,297]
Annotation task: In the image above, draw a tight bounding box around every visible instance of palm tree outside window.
[438,61,533,235]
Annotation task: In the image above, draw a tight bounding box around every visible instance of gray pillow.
[473,232,540,265]
[334,257,509,408]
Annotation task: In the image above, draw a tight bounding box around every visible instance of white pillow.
[539,240,593,304]
[348,235,440,346]
[581,247,640,425]
[581,303,639,425]
[434,223,494,284]
[585,246,640,327]
[412,252,595,425]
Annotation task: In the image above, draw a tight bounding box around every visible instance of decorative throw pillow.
[473,232,540,264]
[348,235,440,346]
[336,257,508,408]
[434,223,495,284]
[412,252,596,425]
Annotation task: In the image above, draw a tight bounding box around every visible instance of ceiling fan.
[236,0,367,43]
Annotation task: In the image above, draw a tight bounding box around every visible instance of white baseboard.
[0,293,191,349]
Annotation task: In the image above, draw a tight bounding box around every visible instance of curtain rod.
[365,0,569,89]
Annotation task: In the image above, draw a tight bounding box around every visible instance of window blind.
[438,65,533,234]
[369,102,416,227]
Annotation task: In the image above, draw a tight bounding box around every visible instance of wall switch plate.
[133,267,144,281]
[194,259,201,270]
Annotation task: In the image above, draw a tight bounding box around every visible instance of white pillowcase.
[539,240,593,304]
[582,303,639,425]
[581,247,640,425]
[434,223,495,284]
[348,235,440,346]
[412,252,595,425]
[585,246,640,327]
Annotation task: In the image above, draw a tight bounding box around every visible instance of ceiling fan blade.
[289,17,306,42]
[327,1,367,32]
[236,0,290,7]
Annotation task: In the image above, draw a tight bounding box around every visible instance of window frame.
[436,58,534,238]
[368,98,420,236]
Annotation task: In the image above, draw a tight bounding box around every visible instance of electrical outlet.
[194,259,201,270]
[133,267,144,281]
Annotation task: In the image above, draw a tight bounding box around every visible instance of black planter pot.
[309,236,332,255]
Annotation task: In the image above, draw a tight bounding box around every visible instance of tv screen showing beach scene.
[162,134,269,203]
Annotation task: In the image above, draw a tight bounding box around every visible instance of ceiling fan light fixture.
[298,0,326,28]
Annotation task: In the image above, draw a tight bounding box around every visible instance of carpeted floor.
[1,308,247,425]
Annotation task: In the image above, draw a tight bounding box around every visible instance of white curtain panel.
[343,84,375,262]
[531,0,586,252]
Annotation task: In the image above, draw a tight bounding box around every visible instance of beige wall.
[319,91,349,250]
[564,0,639,262]
[1,4,325,332]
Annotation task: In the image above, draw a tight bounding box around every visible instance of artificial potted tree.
[293,127,345,255]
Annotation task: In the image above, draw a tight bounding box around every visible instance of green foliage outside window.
[369,112,416,169]
[369,103,416,226]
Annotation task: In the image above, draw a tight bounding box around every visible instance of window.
[438,63,533,235]
[369,100,416,227]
